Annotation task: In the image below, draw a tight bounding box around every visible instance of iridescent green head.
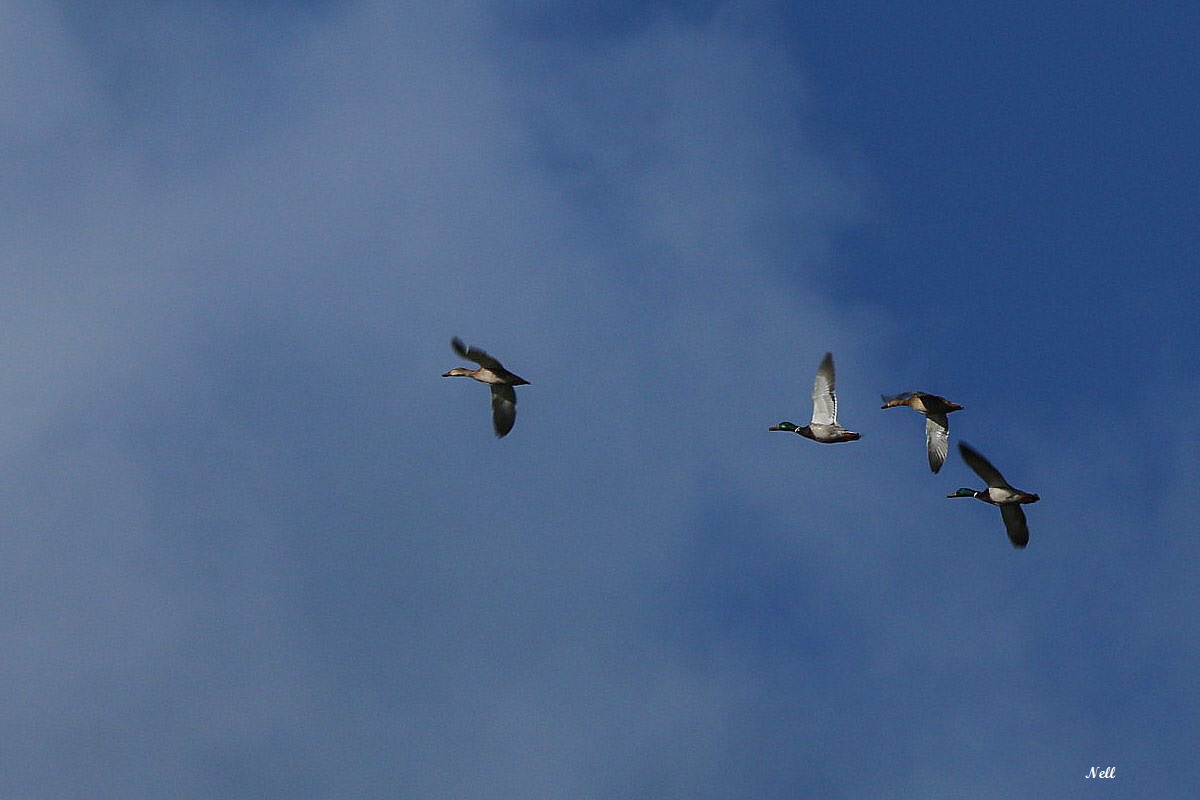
[769,421,799,433]
[947,488,978,498]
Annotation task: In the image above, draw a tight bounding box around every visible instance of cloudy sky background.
[2,1,1197,797]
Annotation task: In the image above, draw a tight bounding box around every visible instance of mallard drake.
[880,391,964,473]
[442,337,530,437]
[947,441,1040,548]
[769,352,861,443]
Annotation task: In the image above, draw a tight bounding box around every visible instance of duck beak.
[768,425,783,432]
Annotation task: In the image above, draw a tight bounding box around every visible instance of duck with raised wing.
[442,337,530,438]
[947,441,1040,548]
[769,351,861,443]
[881,391,964,473]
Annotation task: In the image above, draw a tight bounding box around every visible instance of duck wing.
[810,352,838,426]
[958,442,1013,489]
[452,337,504,370]
[490,383,518,437]
[925,413,950,474]
[1000,504,1030,548]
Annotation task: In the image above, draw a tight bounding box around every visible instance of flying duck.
[770,352,861,443]
[442,337,530,437]
[947,441,1040,548]
[881,391,964,473]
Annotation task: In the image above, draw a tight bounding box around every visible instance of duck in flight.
[947,441,1040,548]
[880,391,964,473]
[769,352,861,443]
[442,337,530,437]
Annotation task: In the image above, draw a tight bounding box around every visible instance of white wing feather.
[810,352,838,426]
[925,413,950,473]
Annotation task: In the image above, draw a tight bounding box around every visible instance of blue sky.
[1,1,1197,797]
